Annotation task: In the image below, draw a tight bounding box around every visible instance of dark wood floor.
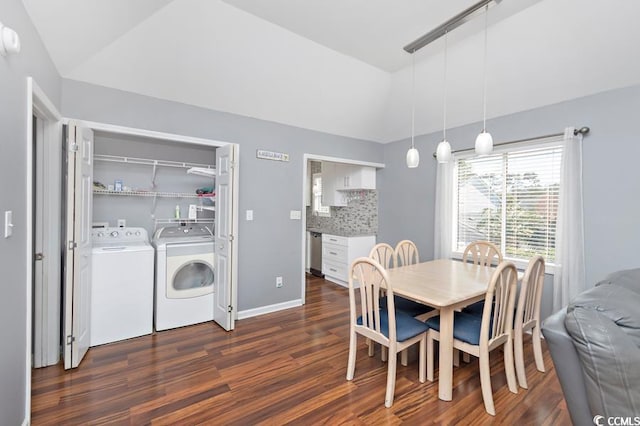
[31,275,571,425]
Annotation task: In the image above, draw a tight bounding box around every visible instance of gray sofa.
[542,268,640,425]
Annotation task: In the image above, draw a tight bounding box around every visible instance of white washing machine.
[153,224,215,331]
[91,227,154,346]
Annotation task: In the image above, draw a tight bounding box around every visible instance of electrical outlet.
[276,276,283,288]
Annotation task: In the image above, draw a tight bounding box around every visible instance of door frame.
[26,77,62,423]
[300,154,384,304]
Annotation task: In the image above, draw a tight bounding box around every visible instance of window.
[453,140,563,263]
[312,173,330,217]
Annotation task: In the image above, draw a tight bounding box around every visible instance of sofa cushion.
[595,267,640,295]
[565,306,640,418]
[568,284,640,346]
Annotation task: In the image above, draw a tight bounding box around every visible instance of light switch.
[246,210,253,221]
[4,210,13,238]
[290,210,301,220]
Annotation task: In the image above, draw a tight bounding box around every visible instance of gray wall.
[0,0,61,424]
[61,79,384,311]
[379,84,640,319]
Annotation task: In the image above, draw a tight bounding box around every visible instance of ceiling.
[21,0,640,143]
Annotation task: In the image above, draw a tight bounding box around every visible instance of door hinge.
[66,335,75,345]
[228,234,234,242]
[34,253,44,261]
[69,142,79,152]
[68,241,77,250]
[227,305,233,313]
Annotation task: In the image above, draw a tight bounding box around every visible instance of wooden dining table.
[384,259,494,401]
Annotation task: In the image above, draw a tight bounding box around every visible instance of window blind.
[454,144,563,262]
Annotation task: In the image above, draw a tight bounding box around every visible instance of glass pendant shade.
[406,147,420,168]
[475,131,493,155]
[436,140,452,163]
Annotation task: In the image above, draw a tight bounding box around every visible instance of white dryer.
[153,224,215,331]
[91,227,154,346]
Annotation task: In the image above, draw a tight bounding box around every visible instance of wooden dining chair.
[369,243,436,363]
[514,255,546,389]
[462,241,503,316]
[426,261,519,416]
[463,240,503,266]
[394,240,419,267]
[346,257,429,408]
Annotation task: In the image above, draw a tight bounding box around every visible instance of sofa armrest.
[542,309,592,426]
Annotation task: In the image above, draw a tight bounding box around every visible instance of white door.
[63,123,93,369]
[213,144,236,331]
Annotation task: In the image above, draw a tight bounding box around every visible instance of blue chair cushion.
[380,295,435,317]
[425,312,483,346]
[357,309,430,342]
[462,300,485,316]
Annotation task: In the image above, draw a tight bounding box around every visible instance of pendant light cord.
[443,31,448,141]
[411,51,416,149]
[481,4,489,132]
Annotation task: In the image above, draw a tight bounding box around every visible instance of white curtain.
[434,159,454,259]
[552,127,586,311]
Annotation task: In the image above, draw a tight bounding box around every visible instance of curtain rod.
[431,126,590,159]
[404,0,501,53]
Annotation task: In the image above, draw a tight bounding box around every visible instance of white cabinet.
[336,165,376,190]
[321,162,347,206]
[321,162,376,206]
[322,234,376,287]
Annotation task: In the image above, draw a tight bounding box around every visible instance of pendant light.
[436,30,452,163]
[475,4,493,155]
[406,52,420,168]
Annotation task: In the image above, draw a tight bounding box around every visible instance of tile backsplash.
[306,162,378,235]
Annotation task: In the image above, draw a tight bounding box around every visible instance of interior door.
[213,144,236,331]
[63,123,94,369]
[33,115,46,368]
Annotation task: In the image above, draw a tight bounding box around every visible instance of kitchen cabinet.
[321,162,376,206]
[322,234,376,287]
[335,165,376,190]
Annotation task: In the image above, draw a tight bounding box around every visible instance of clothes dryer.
[153,224,215,331]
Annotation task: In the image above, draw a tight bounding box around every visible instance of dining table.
[384,258,494,401]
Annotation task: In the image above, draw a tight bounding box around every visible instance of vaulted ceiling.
[22,0,640,142]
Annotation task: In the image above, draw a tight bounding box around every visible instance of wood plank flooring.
[31,275,571,425]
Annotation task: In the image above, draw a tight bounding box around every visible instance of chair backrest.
[369,243,395,269]
[480,261,518,345]
[463,241,503,267]
[395,240,419,267]
[349,257,396,343]
[515,256,545,327]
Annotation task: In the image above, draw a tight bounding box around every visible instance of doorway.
[300,154,384,304]
[61,121,240,369]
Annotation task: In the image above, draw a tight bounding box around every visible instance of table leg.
[438,307,454,401]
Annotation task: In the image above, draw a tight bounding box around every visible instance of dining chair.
[425,261,519,416]
[369,243,436,363]
[346,257,429,408]
[394,240,419,267]
[514,255,546,389]
[462,241,504,316]
[463,240,503,266]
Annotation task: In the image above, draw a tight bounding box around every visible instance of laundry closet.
[60,123,238,369]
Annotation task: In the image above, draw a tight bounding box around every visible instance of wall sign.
[256,149,289,162]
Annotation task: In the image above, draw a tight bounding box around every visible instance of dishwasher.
[309,231,324,277]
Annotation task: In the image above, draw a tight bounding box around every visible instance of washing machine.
[91,227,154,346]
[153,224,215,331]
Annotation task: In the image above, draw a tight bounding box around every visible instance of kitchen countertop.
[307,228,376,238]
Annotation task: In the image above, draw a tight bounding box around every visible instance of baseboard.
[237,299,303,320]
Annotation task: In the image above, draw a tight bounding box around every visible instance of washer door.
[166,244,215,299]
